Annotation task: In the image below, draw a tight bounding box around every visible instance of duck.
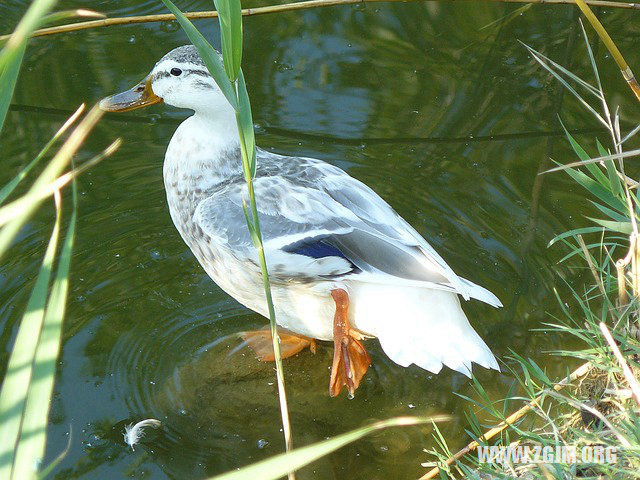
[100,45,501,398]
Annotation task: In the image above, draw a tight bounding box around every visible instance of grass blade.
[210,417,443,480]
[559,164,626,213]
[524,44,607,127]
[590,200,629,222]
[596,139,622,197]
[522,42,601,98]
[236,70,256,177]
[560,120,609,187]
[213,0,242,81]
[0,138,120,228]
[0,0,58,131]
[0,104,84,205]
[548,226,605,247]
[586,217,633,234]
[0,43,27,133]
[35,426,72,480]
[159,0,237,109]
[0,104,101,262]
[620,123,640,145]
[580,20,602,94]
[0,194,62,480]
[11,183,76,480]
[543,147,640,173]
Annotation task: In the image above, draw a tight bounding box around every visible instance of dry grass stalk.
[574,0,640,102]
[2,0,640,43]
[616,256,630,311]
[615,233,640,330]
[599,321,640,407]
[578,234,606,297]
[418,362,593,480]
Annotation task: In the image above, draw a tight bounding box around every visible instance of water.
[2,1,639,478]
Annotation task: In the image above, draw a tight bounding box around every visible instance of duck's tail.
[349,283,499,376]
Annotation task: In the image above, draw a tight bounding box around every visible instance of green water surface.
[1,0,640,478]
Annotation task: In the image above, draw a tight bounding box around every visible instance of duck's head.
[100,45,231,117]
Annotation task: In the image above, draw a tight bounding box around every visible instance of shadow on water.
[1,0,640,478]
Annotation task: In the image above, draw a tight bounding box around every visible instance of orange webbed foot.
[329,289,371,398]
[240,327,316,361]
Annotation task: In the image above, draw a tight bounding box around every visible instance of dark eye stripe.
[193,79,215,90]
[154,68,210,80]
[186,69,210,78]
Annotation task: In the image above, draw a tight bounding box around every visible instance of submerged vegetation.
[1,1,640,479]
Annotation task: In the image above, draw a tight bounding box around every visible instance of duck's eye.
[170,68,182,76]
[135,84,145,93]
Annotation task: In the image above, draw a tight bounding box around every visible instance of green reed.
[158,0,295,469]
[0,3,118,479]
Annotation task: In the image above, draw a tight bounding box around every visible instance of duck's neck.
[163,108,242,190]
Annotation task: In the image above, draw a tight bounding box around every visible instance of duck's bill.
[99,76,162,112]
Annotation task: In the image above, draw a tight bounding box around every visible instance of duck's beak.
[99,75,162,112]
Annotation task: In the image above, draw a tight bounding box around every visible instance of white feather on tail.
[350,283,499,376]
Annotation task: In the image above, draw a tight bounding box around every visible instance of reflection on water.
[1,0,640,478]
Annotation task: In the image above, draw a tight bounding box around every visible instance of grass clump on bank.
[422,22,640,480]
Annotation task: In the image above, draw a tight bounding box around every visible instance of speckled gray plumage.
[160,45,206,67]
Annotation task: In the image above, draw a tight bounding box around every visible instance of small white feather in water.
[123,419,161,451]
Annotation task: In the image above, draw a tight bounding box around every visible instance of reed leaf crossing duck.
[100,45,501,398]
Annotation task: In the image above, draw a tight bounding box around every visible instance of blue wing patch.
[283,237,349,260]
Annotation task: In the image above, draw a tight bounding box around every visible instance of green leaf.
[581,21,602,91]
[0,105,84,205]
[603,159,622,198]
[596,138,622,197]
[562,164,626,214]
[213,0,242,81]
[560,121,609,188]
[237,70,256,177]
[523,42,601,98]
[0,43,26,133]
[209,417,436,480]
[556,241,619,265]
[589,200,629,223]
[12,188,76,480]
[0,105,102,263]
[159,0,237,109]
[0,0,58,132]
[0,200,61,480]
[240,197,260,247]
[525,357,552,387]
[548,226,605,247]
[586,217,633,234]
[523,43,606,127]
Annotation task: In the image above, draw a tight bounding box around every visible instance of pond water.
[2,1,640,478]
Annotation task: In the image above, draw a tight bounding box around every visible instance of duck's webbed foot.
[329,288,371,398]
[240,327,316,361]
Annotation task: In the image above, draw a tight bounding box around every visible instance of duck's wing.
[313,163,501,306]
[194,175,359,281]
[193,165,500,307]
